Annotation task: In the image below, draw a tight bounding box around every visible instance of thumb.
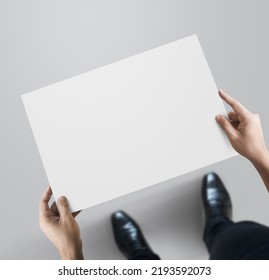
[216,115,237,141]
[58,196,72,218]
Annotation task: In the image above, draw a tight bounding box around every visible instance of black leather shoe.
[202,172,232,221]
[111,211,155,259]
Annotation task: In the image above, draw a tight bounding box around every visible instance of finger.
[57,196,72,218]
[72,210,81,218]
[50,201,59,215]
[228,111,239,122]
[219,89,248,115]
[39,186,52,213]
[216,115,239,140]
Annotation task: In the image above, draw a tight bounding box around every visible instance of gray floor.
[1,0,269,259]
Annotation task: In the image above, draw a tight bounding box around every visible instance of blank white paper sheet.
[22,34,237,212]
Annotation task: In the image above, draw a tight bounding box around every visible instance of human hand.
[39,187,84,260]
[216,89,268,163]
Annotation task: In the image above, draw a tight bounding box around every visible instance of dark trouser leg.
[203,217,269,259]
[128,250,161,260]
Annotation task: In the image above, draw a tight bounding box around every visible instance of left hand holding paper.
[39,187,84,260]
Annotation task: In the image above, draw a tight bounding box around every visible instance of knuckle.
[222,120,227,126]
[221,120,228,129]
[230,133,238,141]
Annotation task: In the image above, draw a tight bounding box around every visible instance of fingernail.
[59,196,66,202]
[218,89,224,95]
[215,115,221,122]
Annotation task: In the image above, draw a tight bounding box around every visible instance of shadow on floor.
[81,171,208,260]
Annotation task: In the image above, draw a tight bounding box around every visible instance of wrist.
[60,244,84,260]
[60,249,84,260]
[250,147,269,167]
